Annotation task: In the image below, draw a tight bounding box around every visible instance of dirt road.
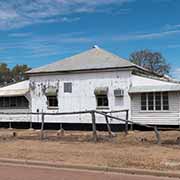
[0,163,178,180]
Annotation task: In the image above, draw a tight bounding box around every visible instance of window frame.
[140,92,169,112]
[64,82,72,93]
[47,95,58,109]
[96,94,109,109]
[141,93,147,111]
[0,96,29,109]
[162,92,169,110]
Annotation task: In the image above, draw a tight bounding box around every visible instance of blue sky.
[0,0,180,78]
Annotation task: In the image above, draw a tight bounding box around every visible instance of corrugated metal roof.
[129,85,180,93]
[129,75,180,93]
[131,75,180,87]
[0,80,29,97]
[27,46,134,74]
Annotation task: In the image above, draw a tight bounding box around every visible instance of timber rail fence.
[0,110,163,144]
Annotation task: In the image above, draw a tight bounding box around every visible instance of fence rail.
[0,109,163,144]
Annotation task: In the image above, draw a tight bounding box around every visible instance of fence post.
[58,123,64,136]
[105,114,113,137]
[29,121,33,130]
[91,111,97,142]
[9,122,12,130]
[40,113,45,140]
[154,126,161,145]
[125,110,129,135]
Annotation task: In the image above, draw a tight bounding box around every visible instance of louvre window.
[141,92,169,111]
[64,82,72,93]
[0,96,29,108]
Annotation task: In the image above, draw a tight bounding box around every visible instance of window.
[148,93,154,110]
[141,93,147,111]
[0,96,29,108]
[155,92,161,110]
[163,92,169,110]
[141,92,169,111]
[96,95,109,108]
[64,82,72,93]
[47,96,58,108]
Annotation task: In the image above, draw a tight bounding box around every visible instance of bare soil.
[0,129,180,171]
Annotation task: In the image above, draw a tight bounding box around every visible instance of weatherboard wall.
[130,92,180,125]
[29,70,131,124]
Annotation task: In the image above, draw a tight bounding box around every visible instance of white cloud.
[8,32,32,38]
[0,0,133,30]
[0,31,95,60]
[167,44,180,49]
[61,17,80,23]
[112,29,180,41]
[0,10,18,20]
[163,24,180,31]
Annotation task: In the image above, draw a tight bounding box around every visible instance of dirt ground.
[0,129,180,171]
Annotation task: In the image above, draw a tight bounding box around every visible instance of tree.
[11,64,31,82]
[0,63,12,85]
[129,49,170,75]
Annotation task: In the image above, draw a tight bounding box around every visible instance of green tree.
[0,63,12,85]
[129,49,171,75]
[11,64,31,82]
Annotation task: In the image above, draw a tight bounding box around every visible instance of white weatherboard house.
[0,46,180,128]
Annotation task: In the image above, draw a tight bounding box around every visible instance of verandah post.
[91,111,97,142]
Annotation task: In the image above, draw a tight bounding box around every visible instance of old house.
[0,46,180,128]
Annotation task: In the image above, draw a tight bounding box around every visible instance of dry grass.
[0,129,180,171]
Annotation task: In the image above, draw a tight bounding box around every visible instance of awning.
[0,80,29,97]
[94,87,108,95]
[129,85,180,94]
[0,89,29,97]
[45,87,58,96]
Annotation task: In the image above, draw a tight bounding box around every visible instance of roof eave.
[26,66,136,76]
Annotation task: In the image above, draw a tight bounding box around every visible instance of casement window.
[45,87,58,108]
[47,96,58,108]
[64,82,72,93]
[148,93,154,110]
[94,87,109,109]
[141,93,147,111]
[155,92,161,110]
[163,92,169,110]
[0,96,29,108]
[96,95,109,107]
[141,92,169,111]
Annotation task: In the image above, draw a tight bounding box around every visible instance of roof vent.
[92,45,99,49]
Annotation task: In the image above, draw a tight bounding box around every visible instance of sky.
[0,0,180,78]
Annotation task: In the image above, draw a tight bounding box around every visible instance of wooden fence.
[0,109,162,144]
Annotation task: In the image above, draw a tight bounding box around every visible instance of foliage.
[11,64,31,82]
[129,49,171,75]
[0,63,12,85]
[0,63,31,86]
